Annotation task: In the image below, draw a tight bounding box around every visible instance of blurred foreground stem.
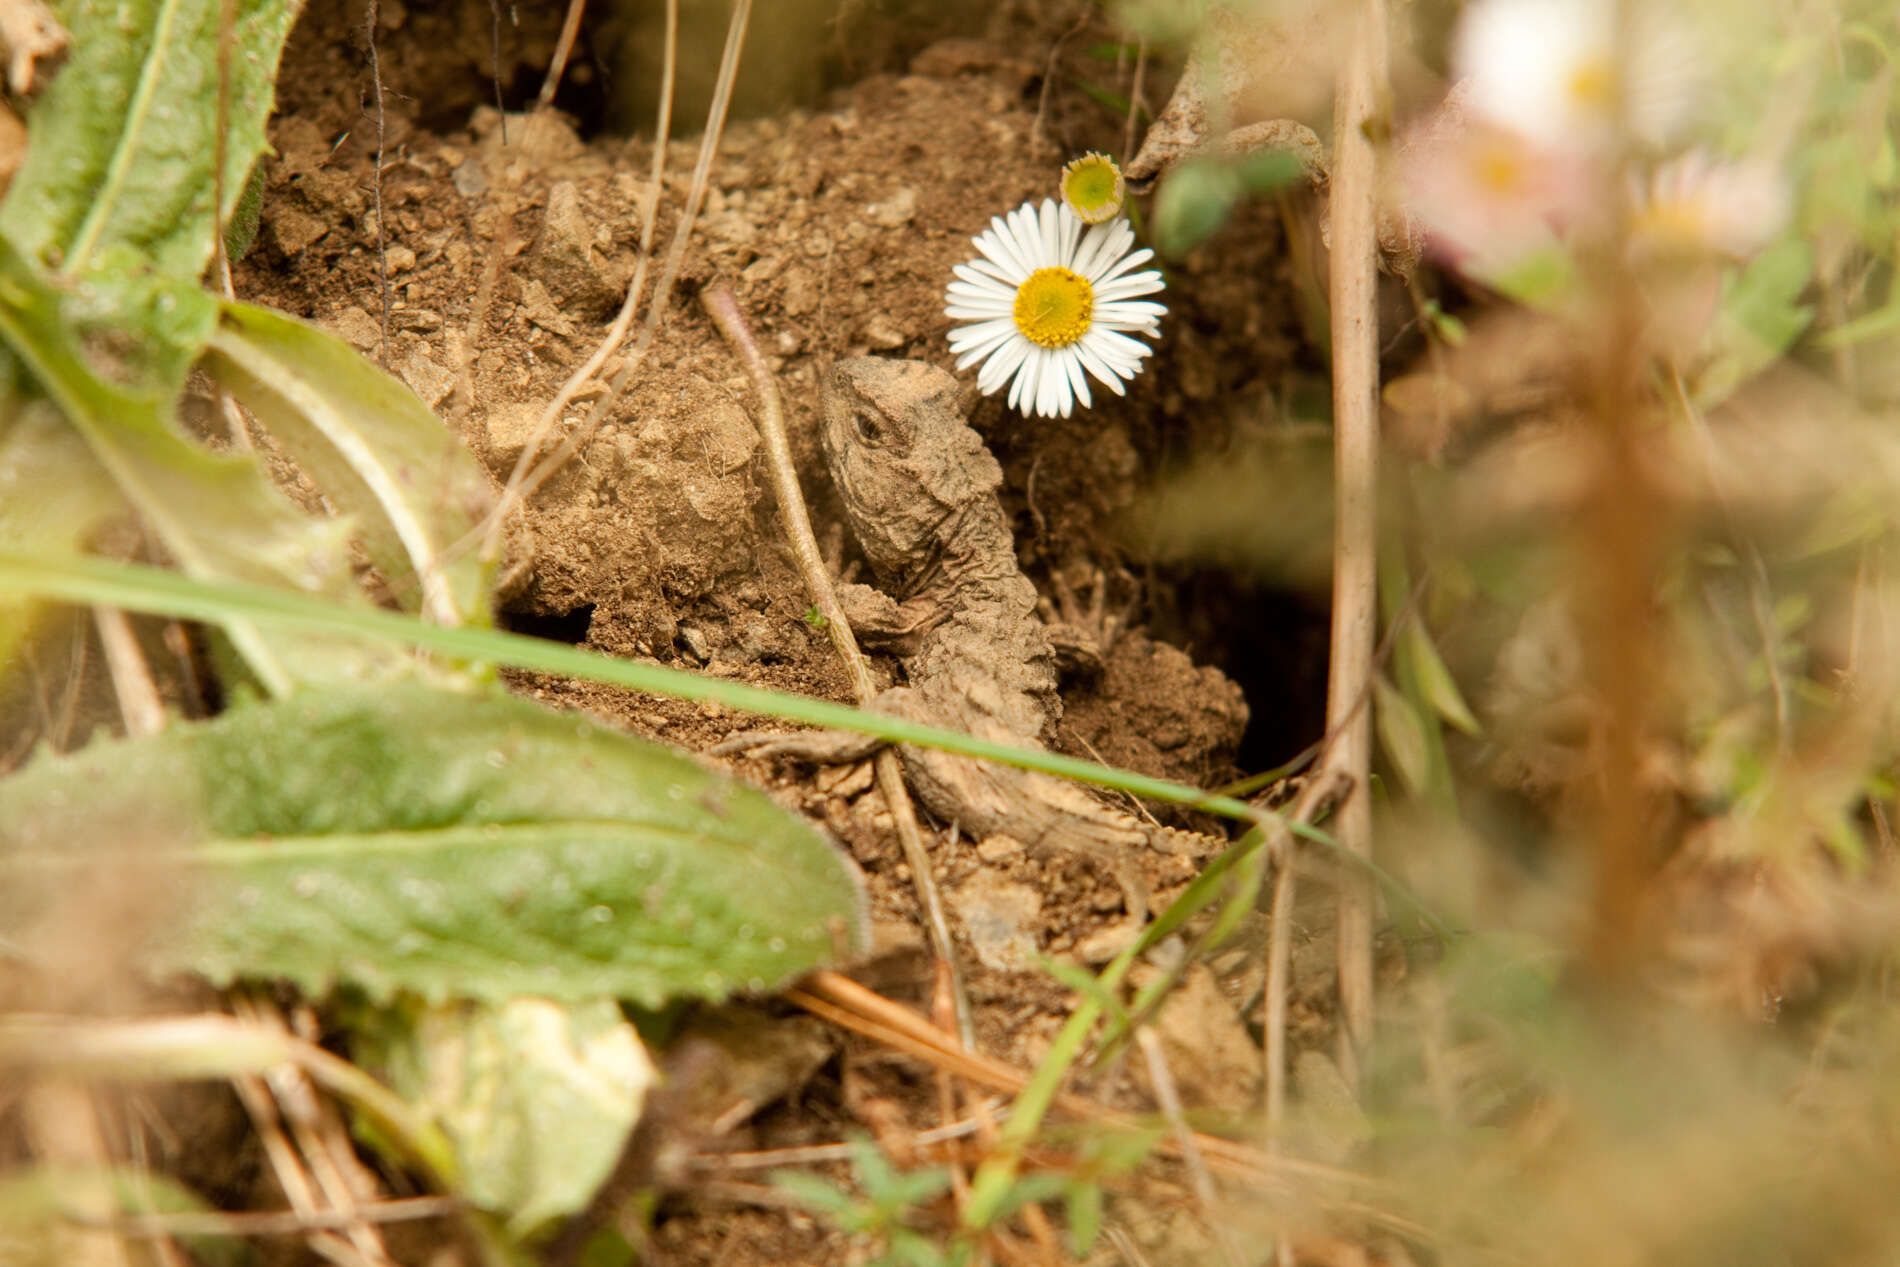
[1323,0,1387,1090]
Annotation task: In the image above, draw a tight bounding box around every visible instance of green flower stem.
[0,551,1260,822]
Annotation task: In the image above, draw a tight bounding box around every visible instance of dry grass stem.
[476,0,677,565]
[1136,1028,1242,1267]
[701,281,974,1048]
[92,606,163,738]
[505,0,750,510]
[1322,0,1387,1090]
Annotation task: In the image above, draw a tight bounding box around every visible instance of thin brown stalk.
[476,0,724,566]
[693,1106,1004,1171]
[791,974,1379,1194]
[233,995,394,1266]
[1136,1028,1243,1267]
[93,606,164,738]
[535,0,589,111]
[21,1080,132,1267]
[1264,770,1349,1130]
[77,1198,461,1240]
[362,0,390,365]
[208,0,252,451]
[476,0,675,566]
[1579,8,1659,989]
[500,0,749,523]
[700,282,974,1050]
[1322,0,1387,1091]
[1121,34,1147,165]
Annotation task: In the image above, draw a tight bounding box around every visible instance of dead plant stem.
[476,0,676,565]
[1322,0,1387,1090]
[362,0,389,366]
[701,282,974,1049]
[479,0,739,563]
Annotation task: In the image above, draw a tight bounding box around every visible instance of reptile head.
[819,357,1004,582]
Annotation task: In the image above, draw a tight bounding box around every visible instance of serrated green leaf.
[0,237,395,690]
[0,682,869,1005]
[204,303,496,627]
[1,0,299,281]
[360,997,654,1237]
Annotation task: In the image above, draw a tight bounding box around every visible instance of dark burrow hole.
[500,602,596,645]
[1148,568,1333,778]
[282,0,1011,146]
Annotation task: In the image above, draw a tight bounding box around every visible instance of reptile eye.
[852,410,884,448]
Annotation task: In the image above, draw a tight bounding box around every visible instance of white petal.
[984,215,1033,279]
[1094,271,1166,302]
[1087,327,1156,368]
[1056,201,1082,268]
[1074,219,1130,280]
[1038,349,1067,417]
[946,299,1016,321]
[978,336,1028,394]
[953,327,1021,372]
[1010,204,1047,271]
[1060,347,1090,412]
[947,277,1010,301]
[1094,300,1167,328]
[1007,344,1034,411]
[976,227,1030,284]
[1094,246,1157,286]
[950,267,1014,297]
[1073,336,1129,393]
[948,316,1017,355]
[945,289,1015,315]
[1038,199,1063,271]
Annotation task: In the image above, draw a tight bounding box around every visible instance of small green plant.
[772,1138,961,1267]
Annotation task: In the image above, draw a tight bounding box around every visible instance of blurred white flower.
[1454,0,1700,151]
[944,198,1166,418]
[1631,152,1790,260]
[1395,86,1592,286]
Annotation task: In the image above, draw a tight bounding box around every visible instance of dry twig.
[700,282,974,1050]
[1321,0,1387,1091]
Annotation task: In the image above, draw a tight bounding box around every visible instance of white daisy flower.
[1454,0,1701,152]
[944,198,1166,418]
[1630,152,1789,260]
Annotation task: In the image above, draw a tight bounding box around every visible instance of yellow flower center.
[1061,153,1125,224]
[1013,267,1094,347]
[1566,57,1617,114]
[1471,140,1532,196]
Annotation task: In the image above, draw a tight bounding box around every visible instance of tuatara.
[720,356,1221,955]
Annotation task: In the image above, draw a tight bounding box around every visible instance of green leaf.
[1065,1180,1104,1258]
[0,0,300,281]
[359,997,655,1238]
[1485,244,1580,310]
[770,1171,862,1220]
[1153,157,1239,258]
[1694,238,1814,409]
[0,1165,245,1267]
[0,237,394,692]
[204,303,497,627]
[1406,623,1481,736]
[0,682,871,1005]
[1373,672,1433,799]
[0,398,124,668]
